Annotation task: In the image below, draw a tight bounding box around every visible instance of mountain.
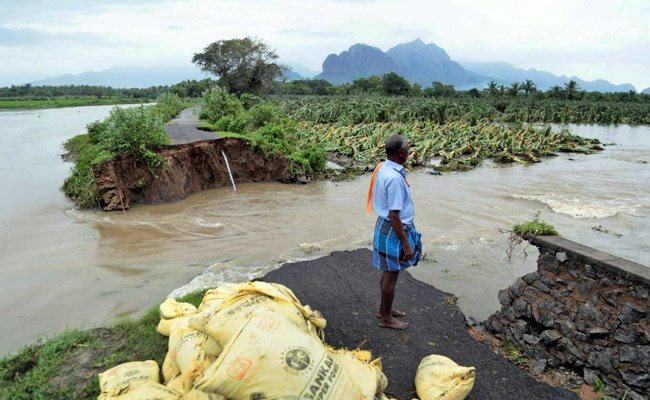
[281,69,303,81]
[386,39,487,88]
[31,66,207,88]
[315,44,404,85]
[643,87,650,94]
[286,64,320,79]
[461,62,636,93]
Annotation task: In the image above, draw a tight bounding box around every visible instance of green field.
[0,98,150,110]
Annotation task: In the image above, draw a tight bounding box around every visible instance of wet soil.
[93,137,291,210]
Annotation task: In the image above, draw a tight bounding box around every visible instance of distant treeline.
[2,73,648,104]
[270,73,650,103]
[0,79,216,100]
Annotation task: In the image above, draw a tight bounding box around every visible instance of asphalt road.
[166,106,218,144]
[263,249,580,400]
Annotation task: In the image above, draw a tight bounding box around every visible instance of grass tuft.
[513,211,559,237]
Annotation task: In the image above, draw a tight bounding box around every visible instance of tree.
[486,81,499,96]
[521,79,537,96]
[564,80,581,100]
[382,72,411,96]
[430,81,456,97]
[548,85,564,99]
[192,37,284,95]
[349,76,383,94]
[498,85,507,97]
[507,82,520,97]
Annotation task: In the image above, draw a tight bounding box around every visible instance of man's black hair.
[385,134,408,157]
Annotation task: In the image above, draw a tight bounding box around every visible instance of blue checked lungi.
[373,216,422,271]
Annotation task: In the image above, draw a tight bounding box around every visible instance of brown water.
[1,106,649,356]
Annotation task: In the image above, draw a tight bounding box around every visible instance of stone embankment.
[93,138,290,211]
[486,235,650,400]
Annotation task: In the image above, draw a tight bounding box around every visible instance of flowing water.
[1,105,649,356]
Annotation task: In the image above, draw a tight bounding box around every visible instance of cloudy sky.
[1,0,649,90]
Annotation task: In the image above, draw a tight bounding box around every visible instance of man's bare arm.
[388,210,414,260]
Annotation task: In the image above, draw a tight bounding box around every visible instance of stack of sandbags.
[414,355,475,400]
[194,310,365,399]
[97,281,388,400]
[157,298,199,336]
[97,361,182,400]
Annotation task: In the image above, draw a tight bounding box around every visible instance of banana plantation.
[272,95,650,125]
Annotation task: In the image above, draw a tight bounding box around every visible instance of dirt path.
[166,105,217,144]
[263,249,580,400]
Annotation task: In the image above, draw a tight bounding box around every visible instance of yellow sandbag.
[160,298,198,319]
[195,310,364,399]
[98,381,182,400]
[98,360,159,393]
[202,292,313,351]
[235,282,327,329]
[166,375,185,393]
[162,350,180,384]
[198,283,242,311]
[415,355,476,400]
[157,318,175,336]
[184,389,228,400]
[332,351,387,400]
[166,318,211,391]
[157,299,198,337]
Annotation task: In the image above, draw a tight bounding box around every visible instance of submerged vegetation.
[0,291,205,400]
[62,94,192,208]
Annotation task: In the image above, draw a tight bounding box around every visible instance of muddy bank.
[93,138,291,210]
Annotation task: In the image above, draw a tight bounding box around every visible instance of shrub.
[288,144,327,176]
[239,93,261,110]
[200,86,244,123]
[62,144,113,208]
[247,102,286,129]
[250,123,293,157]
[153,93,187,121]
[99,106,169,155]
[215,115,248,134]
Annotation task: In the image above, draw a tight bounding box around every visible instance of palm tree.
[498,85,507,97]
[486,81,498,96]
[549,85,563,99]
[522,79,537,96]
[507,82,520,97]
[564,80,580,100]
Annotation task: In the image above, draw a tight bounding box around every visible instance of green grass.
[62,134,90,161]
[0,290,207,400]
[0,98,149,110]
[513,211,559,237]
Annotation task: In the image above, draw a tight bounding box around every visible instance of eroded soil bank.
[93,138,290,210]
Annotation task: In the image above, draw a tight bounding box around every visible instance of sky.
[1,0,649,90]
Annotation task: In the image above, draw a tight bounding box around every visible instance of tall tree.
[507,82,520,97]
[548,85,563,99]
[192,37,284,95]
[382,72,411,96]
[564,80,581,100]
[522,79,537,96]
[486,81,498,96]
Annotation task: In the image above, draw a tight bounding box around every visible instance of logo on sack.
[282,347,313,375]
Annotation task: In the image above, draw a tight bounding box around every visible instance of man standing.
[368,134,422,330]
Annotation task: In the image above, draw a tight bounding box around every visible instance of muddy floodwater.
[1,105,649,356]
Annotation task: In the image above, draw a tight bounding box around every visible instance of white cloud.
[0,0,648,90]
